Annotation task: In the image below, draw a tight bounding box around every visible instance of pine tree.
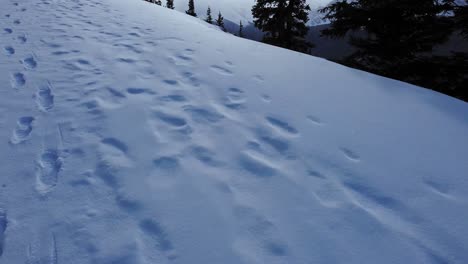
[154,0,162,5]
[205,7,213,24]
[454,0,468,39]
[252,0,312,53]
[239,21,244,37]
[320,0,454,70]
[320,0,468,101]
[216,12,226,31]
[166,0,174,9]
[186,0,197,17]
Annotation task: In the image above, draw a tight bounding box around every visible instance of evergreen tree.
[216,12,226,31]
[166,0,174,9]
[320,0,468,101]
[154,0,162,5]
[186,0,197,17]
[320,0,454,71]
[252,0,312,53]
[454,0,468,39]
[205,7,213,24]
[239,21,244,37]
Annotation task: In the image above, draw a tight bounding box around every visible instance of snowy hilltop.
[0,0,467,263]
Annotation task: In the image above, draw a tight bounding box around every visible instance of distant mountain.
[174,0,332,26]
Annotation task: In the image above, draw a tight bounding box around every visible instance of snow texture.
[0,0,467,263]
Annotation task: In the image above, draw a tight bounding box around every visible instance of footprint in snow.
[10,116,34,144]
[138,219,177,260]
[3,28,13,34]
[265,116,299,136]
[35,83,55,111]
[307,115,323,125]
[3,46,15,55]
[210,65,233,76]
[253,75,265,82]
[261,94,271,103]
[152,111,189,129]
[18,35,27,43]
[234,205,290,257]
[36,149,62,194]
[238,152,277,178]
[340,147,360,162]
[183,105,224,124]
[11,72,26,87]
[224,87,246,109]
[22,56,37,69]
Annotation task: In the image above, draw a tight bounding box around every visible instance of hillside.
[0,0,467,263]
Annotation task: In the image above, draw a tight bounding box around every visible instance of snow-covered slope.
[174,0,332,25]
[1,0,468,263]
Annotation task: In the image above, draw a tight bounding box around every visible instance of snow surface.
[1,0,468,263]
[173,0,332,25]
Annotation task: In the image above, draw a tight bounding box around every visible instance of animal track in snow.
[190,145,222,167]
[342,180,406,213]
[35,82,55,111]
[113,43,143,54]
[253,75,265,82]
[158,94,187,103]
[139,219,177,260]
[239,152,277,178]
[424,179,452,198]
[224,87,246,109]
[265,116,299,136]
[22,56,37,69]
[18,35,27,43]
[307,169,326,179]
[162,79,179,86]
[258,134,290,155]
[99,138,132,167]
[261,94,271,103]
[11,72,26,87]
[153,156,180,171]
[307,115,323,125]
[3,28,13,34]
[126,87,154,95]
[183,105,224,124]
[234,206,289,258]
[36,149,62,194]
[3,46,15,55]
[13,19,20,25]
[115,192,143,213]
[210,65,233,76]
[116,57,136,64]
[101,137,128,154]
[10,116,34,144]
[340,148,360,162]
[152,111,188,128]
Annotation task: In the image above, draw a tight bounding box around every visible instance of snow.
[1,0,468,263]
[173,0,332,25]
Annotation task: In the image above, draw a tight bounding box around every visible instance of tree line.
[144,0,467,101]
[144,0,229,32]
[319,0,468,101]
